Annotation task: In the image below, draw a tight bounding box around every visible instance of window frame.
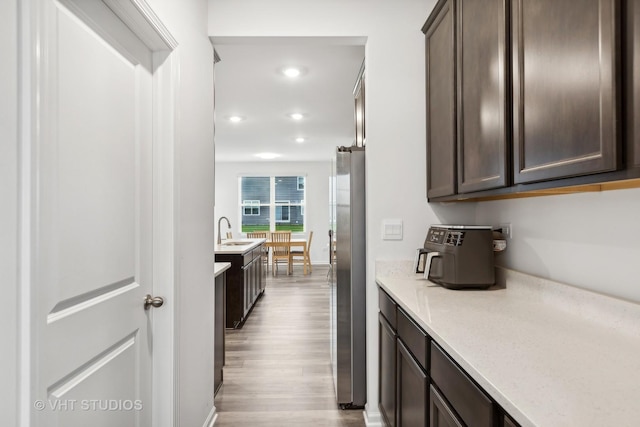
[238,175,306,233]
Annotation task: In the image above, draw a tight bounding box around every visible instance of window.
[243,200,260,216]
[239,176,305,232]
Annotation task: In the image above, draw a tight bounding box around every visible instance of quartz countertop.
[214,262,231,277]
[376,267,640,427]
[214,238,266,255]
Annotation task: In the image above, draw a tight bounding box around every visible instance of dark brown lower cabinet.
[215,244,264,329]
[430,385,463,427]
[504,414,519,427]
[214,271,226,395]
[379,313,397,427]
[397,341,429,427]
[378,286,522,427]
[431,342,493,427]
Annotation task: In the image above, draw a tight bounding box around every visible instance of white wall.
[476,188,640,302]
[215,161,331,264]
[146,0,216,425]
[0,0,18,425]
[209,0,477,422]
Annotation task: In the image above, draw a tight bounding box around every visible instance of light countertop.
[376,266,640,427]
[214,262,231,277]
[214,238,266,255]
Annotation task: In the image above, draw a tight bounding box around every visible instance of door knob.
[144,294,164,310]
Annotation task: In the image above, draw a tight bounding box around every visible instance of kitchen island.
[215,238,266,329]
[376,265,640,427]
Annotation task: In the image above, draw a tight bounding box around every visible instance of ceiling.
[212,38,365,163]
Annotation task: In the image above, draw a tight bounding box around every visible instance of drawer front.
[430,384,464,427]
[378,288,397,329]
[252,247,261,261]
[430,341,493,427]
[243,251,253,266]
[397,308,428,372]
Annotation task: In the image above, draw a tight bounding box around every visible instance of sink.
[221,240,253,246]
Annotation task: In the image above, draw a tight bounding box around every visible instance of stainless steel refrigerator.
[329,146,366,409]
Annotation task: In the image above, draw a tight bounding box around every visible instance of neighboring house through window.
[240,176,305,232]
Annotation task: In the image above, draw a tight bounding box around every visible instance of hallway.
[214,265,366,427]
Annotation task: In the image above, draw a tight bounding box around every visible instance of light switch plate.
[382,219,403,240]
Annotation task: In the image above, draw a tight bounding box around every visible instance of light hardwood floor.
[214,264,366,427]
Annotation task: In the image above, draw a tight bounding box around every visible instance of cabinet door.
[243,265,250,316]
[457,0,509,193]
[379,314,397,427]
[504,414,519,427]
[424,0,457,198]
[512,0,620,184]
[627,0,640,168]
[214,273,225,395]
[257,250,265,293]
[397,340,428,427]
[430,385,463,427]
[251,257,258,302]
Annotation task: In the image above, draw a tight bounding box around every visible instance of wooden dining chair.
[290,231,313,275]
[247,231,270,273]
[270,230,291,275]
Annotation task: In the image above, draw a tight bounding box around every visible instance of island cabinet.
[378,287,520,427]
[511,0,620,184]
[215,243,264,329]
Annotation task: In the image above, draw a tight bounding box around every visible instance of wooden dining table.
[263,238,307,274]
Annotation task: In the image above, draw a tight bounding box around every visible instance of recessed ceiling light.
[282,67,301,78]
[295,137,306,143]
[228,115,244,123]
[289,113,304,120]
[255,152,282,160]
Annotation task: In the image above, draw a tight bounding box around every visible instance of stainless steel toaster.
[414,225,495,289]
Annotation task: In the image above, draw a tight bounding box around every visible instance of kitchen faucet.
[217,216,231,245]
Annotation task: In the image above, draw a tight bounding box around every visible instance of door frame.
[17,0,179,425]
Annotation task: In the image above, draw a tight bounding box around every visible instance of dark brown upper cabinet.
[627,0,640,168]
[424,0,457,198]
[511,0,621,184]
[457,0,509,193]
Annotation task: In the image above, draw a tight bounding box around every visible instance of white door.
[25,1,176,425]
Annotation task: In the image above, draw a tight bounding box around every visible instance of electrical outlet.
[499,223,512,239]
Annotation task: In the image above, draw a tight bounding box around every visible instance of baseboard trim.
[203,406,218,427]
[363,405,383,427]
